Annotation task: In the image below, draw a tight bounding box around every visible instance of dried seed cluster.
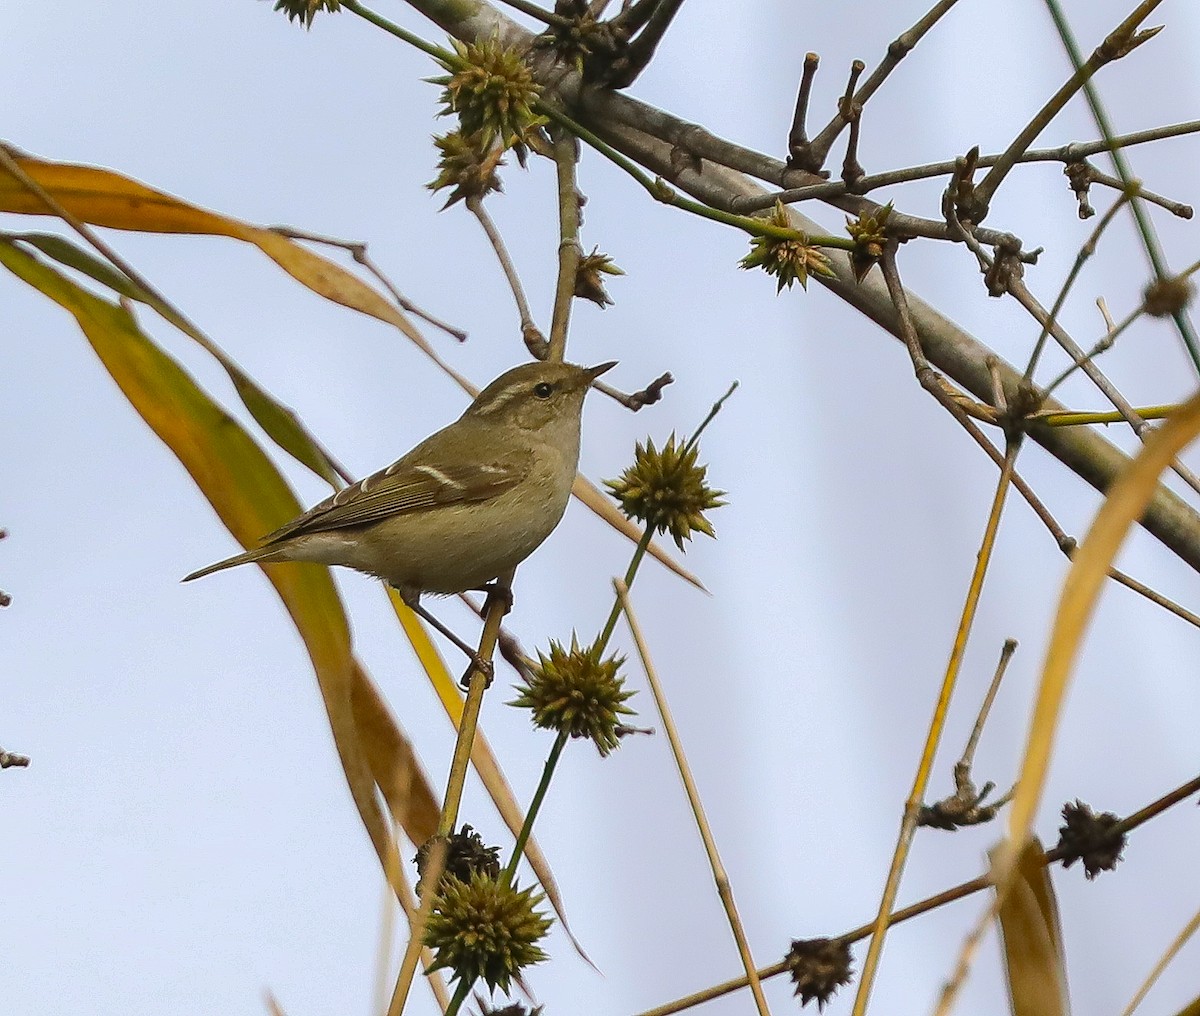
[428,130,506,208]
[1056,799,1126,879]
[415,824,501,899]
[785,937,854,1010]
[510,638,634,756]
[606,434,725,550]
[424,872,552,994]
[434,36,548,157]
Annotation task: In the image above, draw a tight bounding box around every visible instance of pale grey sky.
[4,3,1200,1015]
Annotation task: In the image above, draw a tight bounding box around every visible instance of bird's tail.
[182,544,283,582]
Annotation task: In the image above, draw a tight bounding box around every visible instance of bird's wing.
[264,435,530,543]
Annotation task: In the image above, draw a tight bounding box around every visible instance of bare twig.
[466,195,548,356]
[594,370,674,411]
[0,747,30,769]
[1024,191,1132,383]
[740,120,1200,213]
[1042,0,1200,372]
[608,0,687,88]
[636,773,1200,1016]
[1084,165,1192,218]
[616,579,772,1016]
[0,527,9,607]
[786,53,821,166]
[796,0,964,173]
[968,1,1164,219]
[268,226,468,340]
[919,640,1018,830]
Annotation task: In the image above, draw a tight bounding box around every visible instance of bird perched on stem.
[185,359,615,666]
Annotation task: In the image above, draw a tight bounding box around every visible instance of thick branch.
[396,0,1200,575]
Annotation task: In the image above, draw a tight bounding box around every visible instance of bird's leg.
[398,590,494,686]
[475,581,514,616]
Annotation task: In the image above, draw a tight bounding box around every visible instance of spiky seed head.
[433,36,548,158]
[270,0,339,27]
[510,637,635,756]
[428,130,505,208]
[606,434,726,550]
[786,937,854,1010]
[1057,799,1126,879]
[740,201,835,292]
[424,872,552,994]
[575,247,623,308]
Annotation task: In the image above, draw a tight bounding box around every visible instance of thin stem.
[438,577,514,837]
[548,129,582,362]
[616,580,772,1016]
[340,0,456,63]
[963,639,1017,767]
[1038,404,1180,427]
[970,1,1163,215]
[738,120,1200,213]
[405,579,513,1016]
[467,195,547,356]
[501,731,568,886]
[597,527,653,651]
[268,225,468,340]
[387,837,449,1016]
[1024,190,1132,382]
[850,440,1018,1016]
[1042,0,1200,373]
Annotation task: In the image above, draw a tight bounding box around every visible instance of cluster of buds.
[845,203,892,282]
[740,201,834,292]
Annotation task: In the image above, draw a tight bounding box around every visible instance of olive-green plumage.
[183,360,614,602]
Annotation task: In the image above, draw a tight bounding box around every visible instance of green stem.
[597,526,654,652]
[1041,0,1200,374]
[444,977,472,1016]
[341,0,458,64]
[501,730,569,886]
[1039,403,1180,427]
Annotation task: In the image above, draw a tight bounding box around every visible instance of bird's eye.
[533,382,555,399]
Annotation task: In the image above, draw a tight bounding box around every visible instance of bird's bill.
[586,360,618,381]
